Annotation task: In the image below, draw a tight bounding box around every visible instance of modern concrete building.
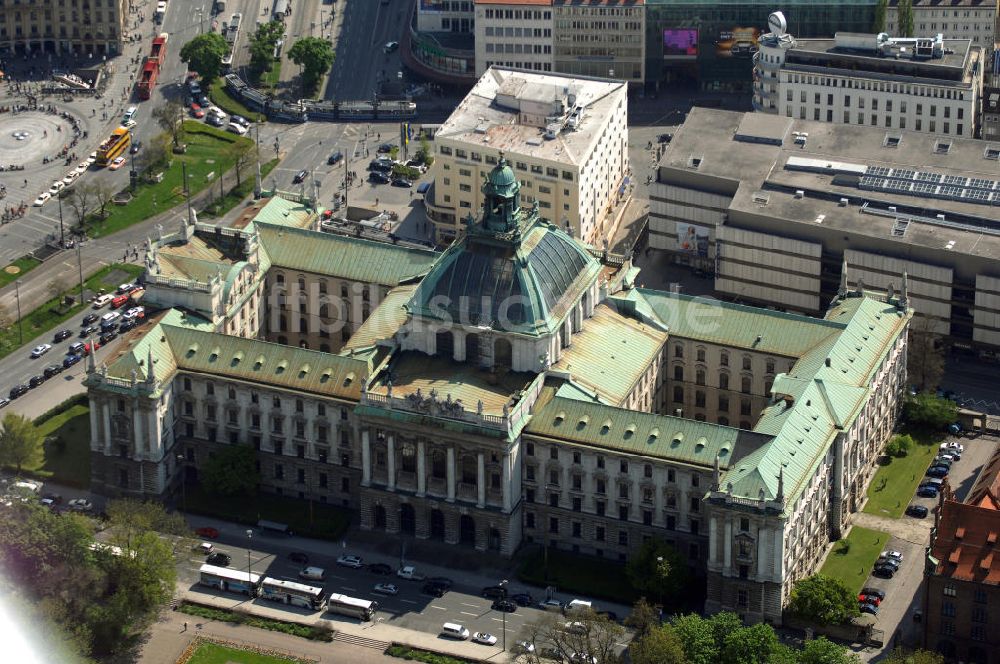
[425,67,630,247]
[753,12,984,139]
[86,158,910,624]
[474,0,554,76]
[649,107,1000,354]
[984,80,1000,140]
[923,451,1000,662]
[885,0,997,61]
[0,0,126,56]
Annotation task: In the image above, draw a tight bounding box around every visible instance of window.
[737,590,749,608]
[720,351,729,367]
[572,451,581,465]
[572,521,581,538]
[740,517,750,531]
[596,455,605,470]
[526,442,534,456]
[620,460,628,474]
[550,447,558,460]
[619,483,629,499]
[940,621,955,636]
[739,564,748,579]
[595,526,605,541]
[297,468,305,484]
[741,376,752,394]
[742,356,751,371]
[673,386,684,403]
[971,624,986,641]
[596,479,605,495]
[549,517,559,534]
[526,512,535,529]
[549,493,559,507]
[696,348,705,362]
[974,589,988,603]
[943,584,957,597]
[674,365,684,381]
[941,601,956,617]
[618,530,628,546]
[719,373,729,390]
[319,472,327,488]
[972,607,987,623]
[696,369,705,386]
[572,497,581,512]
[275,464,284,479]
[644,464,653,479]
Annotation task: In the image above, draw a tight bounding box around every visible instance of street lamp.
[500,578,508,652]
[14,278,22,345]
[246,529,254,595]
[176,454,186,511]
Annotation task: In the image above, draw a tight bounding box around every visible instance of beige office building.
[884,0,997,60]
[425,66,630,247]
[0,0,126,56]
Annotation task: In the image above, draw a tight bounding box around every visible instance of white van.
[299,566,326,581]
[441,623,470,640]
[566,599,594,614]
[123,106,138,124]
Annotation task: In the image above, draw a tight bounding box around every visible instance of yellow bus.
[96,126,131,166]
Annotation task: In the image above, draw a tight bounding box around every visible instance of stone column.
[387,434,396,491]
[709,516,718,563]
[416,440,426,497]
[446,447,456,502]
[501,452,511,512]
[361,429,372,486]
[102,401,112,454]
[477,452,485,508]
[133,405,144,457]
[773,527,783,579]
[147,409,159,457]
[724,519,732,569]
[89,397,100,452]
[757,527,768,578]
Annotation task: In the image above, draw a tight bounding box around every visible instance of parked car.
[43,364,64,379]
[337,554,363,568]
[109,156,127,171]
[190,103,205,118]
[872,566,895,579]
[391,177,413,188]
[367,563,393,575]
[28,375,46,388]
[472,632,497,646]
[481,586,506,600]
[373,583,398,595]
[858,593,881,605]
[54,329,73,342]
[422,582,448,598]
[876,556,901,571]
[63,354,82,369]
[82,312,100,325]
[80,325,98,338]
[882,550,904,562]
[130,141,142,154]
[861,587,886,601]
[538,599,564,612]
[917,486,939,498]
[906,504,929,518]
[368,159,393,172]
[69,343,86,356]
[859,602,880,616]
[368,171,390,184]
[492,599,517,613]
[940,442,965,453]
[194,527,219,539]
[68,498,93,512]
[511,592,534,607]
[231,115,251,128]
[926,466,950,478]
[100,331,118,344]
[207,552,232,567]
[30,343,52,358]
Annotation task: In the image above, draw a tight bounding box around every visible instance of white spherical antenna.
[768,11,787,36]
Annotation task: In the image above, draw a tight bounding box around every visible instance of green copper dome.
[484,155,518,193]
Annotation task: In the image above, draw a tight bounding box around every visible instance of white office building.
[884,0,996,61]
[753,12,983,139]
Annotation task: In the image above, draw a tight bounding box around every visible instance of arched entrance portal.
[459,515,476,545]
[430,509,445,539]
[400,503,416,535]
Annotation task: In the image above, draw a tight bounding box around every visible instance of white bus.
[198,563,260,596]
[260,577,326,611]
[326,593,378,621]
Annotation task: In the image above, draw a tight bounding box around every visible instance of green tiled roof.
[552,304,668,407]
[526,391,772,469]
[103,309,216,385]
[247,195,316,229]
[628,289,843,357]
[103,310,370,401]
[342,285,417,351]
[256,222,439,286]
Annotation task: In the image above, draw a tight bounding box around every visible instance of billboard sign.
[419,0,446,11]
[715,27,761,58]
[663,29,698,59]
[677,222,710,257]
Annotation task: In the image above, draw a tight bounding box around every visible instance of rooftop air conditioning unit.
[794,190,805,199]
[839,198,848,206]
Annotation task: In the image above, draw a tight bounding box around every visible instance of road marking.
[460,611,477,617]
[400,599,417,605]
[328,575,346,581]
[460,602,480,608]
[491,618,504,623]
[429,605,448,611]
[342,586,356,592]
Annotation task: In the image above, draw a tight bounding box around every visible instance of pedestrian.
[182,621,188,632]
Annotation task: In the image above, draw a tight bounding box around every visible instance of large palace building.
[85,158,910,625]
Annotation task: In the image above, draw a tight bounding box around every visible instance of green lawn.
[209,78,264,121]
[0,255,43,288]
[0,263,143,361]
[260,59,282,91]
[200,158,280,219]
[183,485,351,541]
[185,641,307,664]
[517,547,639,606]
[86,122,253,238]
[863,430,945,519]
[35,403,91,488]
[386,645,478,664]
[819,526,890,595]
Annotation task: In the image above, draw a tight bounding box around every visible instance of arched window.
[766,358,775,374]
[674,344,683,358]
[275,272,285,285]
[696,347,705,362]
[719,373,729,390]
[742,355,752,371]
[674,365,684,381]
[741,376,752,394]
[720,351,729,367]
[696,369,705,386]
[719,416,730,426]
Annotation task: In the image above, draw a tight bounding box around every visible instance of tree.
[92,180,116,219]
[227,142,257,190]
[882,649,944,664]
[200,444,259,496]
[416,135,434,166]
[0,412,45,474]
[249,20,285,81]
[517,609,624,664]
[671,613,723,664]
[631,624,686,664]
[898,0,914,36]
[907,316,946,392]
[64,185,95,230]
[873,0,887,32]
[152,100,185,147]
[136,132,171,175]
[885,433,914,458]
[721,623,783,664]
[287,37,335,96]
[903,393,958,430]
[625,597,661,637]
[788,574,860,625]
[798,637,862,664]
[179,32,230,85]
[626,538,689,603]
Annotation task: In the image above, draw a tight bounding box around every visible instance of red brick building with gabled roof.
[923,451,1000,663]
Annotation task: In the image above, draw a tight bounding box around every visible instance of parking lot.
[856,434,998,658]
